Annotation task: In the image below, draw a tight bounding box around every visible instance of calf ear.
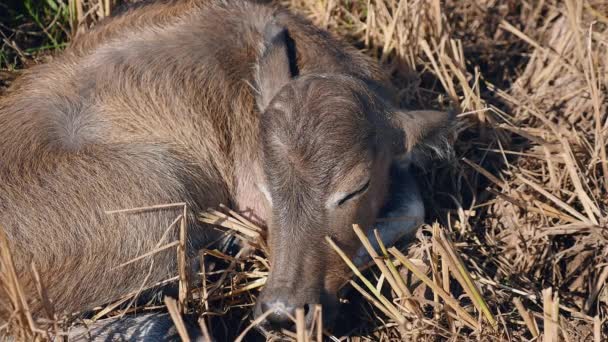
[392,109,455,160]
[255,23,293,111]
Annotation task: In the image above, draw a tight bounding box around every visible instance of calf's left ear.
[392,109,456,159]
[255,23,293,112]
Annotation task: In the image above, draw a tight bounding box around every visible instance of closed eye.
[337,180,371,206]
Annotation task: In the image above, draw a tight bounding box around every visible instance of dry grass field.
[1,0,607,341]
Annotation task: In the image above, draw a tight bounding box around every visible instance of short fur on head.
[252,21,454,326]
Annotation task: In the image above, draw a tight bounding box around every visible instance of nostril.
[260,301,272,313]
[304,304,320,326]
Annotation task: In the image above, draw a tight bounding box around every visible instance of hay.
[1,0,607,340]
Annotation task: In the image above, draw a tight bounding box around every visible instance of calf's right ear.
[255,23,294,112]
[391,109,456,161]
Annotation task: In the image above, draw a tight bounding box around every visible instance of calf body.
[0,0,451,331]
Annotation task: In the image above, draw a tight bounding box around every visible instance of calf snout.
[254,287,318,329]
[260,299,298,328]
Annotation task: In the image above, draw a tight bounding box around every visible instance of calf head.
[252,24,453,329]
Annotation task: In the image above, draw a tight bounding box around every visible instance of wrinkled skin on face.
[251,24,453,329]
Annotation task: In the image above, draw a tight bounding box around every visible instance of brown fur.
[0,0,452,326]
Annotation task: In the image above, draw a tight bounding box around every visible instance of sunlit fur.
[0,0,452,326]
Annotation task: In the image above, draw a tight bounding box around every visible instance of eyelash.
[337,180,371,206]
